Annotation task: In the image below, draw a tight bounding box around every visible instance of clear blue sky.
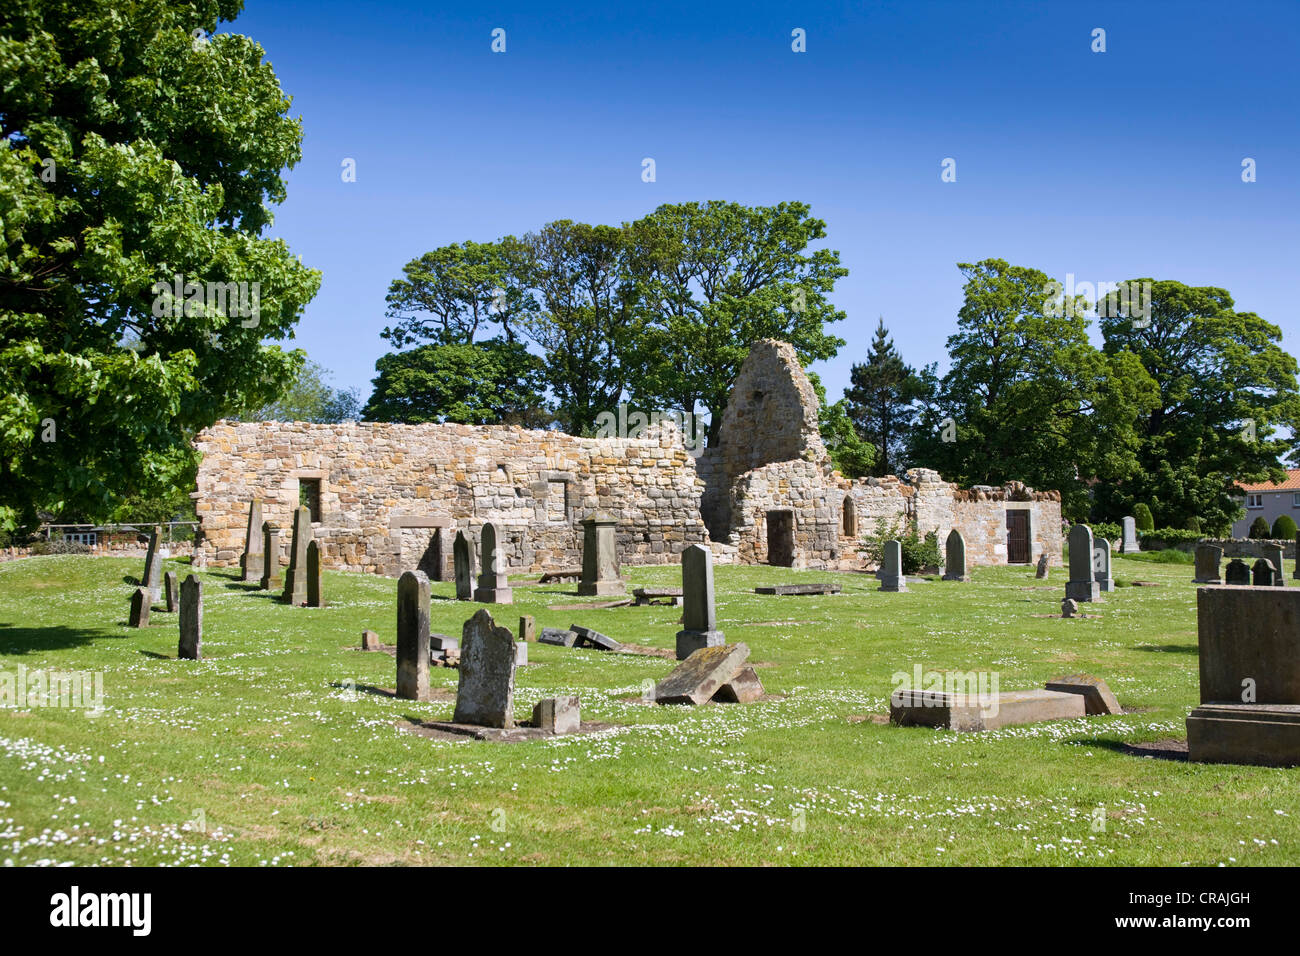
[231,0,1300,405]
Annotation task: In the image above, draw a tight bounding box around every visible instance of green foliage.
[1249,516,1272,538]
[1184,516,1202,533]
[30,538,91,555]
[1089,522,1122,543]
[1133,503,1155,531]
[1121,548,1195,565]
[240,360,360,424]
[859,517,941,574]
[807,373,875,477]
[362,339,551,427]
[844,318,929,476]
[1272,515,1298,539]
[1140,528,1204,545]
[0,0,320,530]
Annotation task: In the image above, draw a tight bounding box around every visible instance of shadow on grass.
[1071,736,1189,761]
[331,681,396,698]
[0,622,103,654]
[1135,643,1198,654]
[138,650,172,660]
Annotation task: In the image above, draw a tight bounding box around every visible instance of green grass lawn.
[0,552,1295,866]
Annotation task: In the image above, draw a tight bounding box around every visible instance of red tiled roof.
[1238,469,1300,492]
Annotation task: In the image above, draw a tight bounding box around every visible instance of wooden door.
[1006,510,1030,564]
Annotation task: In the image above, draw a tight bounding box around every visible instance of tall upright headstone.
[241,499,264,582]
[163,570,179,613]
[1093,537,1115,593]
[306,540,324,607]
[129,587,150,628]
[676,544,725,660]
[879,539,907,592]
[1193,544,1223,584]
[141,526,163,602]
[578,512,626,596]
[1263,545,1286,587]
[453,530,474,601]
[178,574,202,660]
[473,522,513,604]
[259,522,283,590]
[282,506,312,605]
[1065,524,1100,602]
[1224,558,1250,586]
[396,570,430,701]
[1120,516,1139,554]
[452,609,518,728]
[942,529,970,582]
[1035,552,1050,579]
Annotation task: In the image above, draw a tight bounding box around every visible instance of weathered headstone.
[890,687,1085,732]
[141,526,163,602]
[1093,537,1114,593]
[655,642,751,705]
[942,529,970,582]
[1120,516,1139,553]
[361,629,381,651]
[1044,674,1122,715]
[1035,552,1050,579]
[1252,558,1279,587]
[676,543,724,660]
[712,666,765,703]
[259,522,283,590]
[306,540,324,607]
[578,512,626,596]
[519,614,535,643]
[1061,597,1078,619]
[533,696,580,734]
[178,574,202,660]
[241,499,264,582]
[539,627,578,647]
[1193,544,1223,584]
[878,539,907,592]
[571,624,622,652]
[396,570,430,701]
[163,570,178,613]
[452,608,517,728]
[282,506,312,605]
[472,523,513,604]
[1263,545,1286,587]
[515,641,528,666]
[453,530,474,601]
[1224,558,1251,586]
[1065,524,1100,602]
[129,587,150,628]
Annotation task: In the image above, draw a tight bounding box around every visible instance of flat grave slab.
[1187,703,1300,766]
[538,567,584,584]
[754,583,842,596]
[890,688,1086,732]
[539,627,579,647]
[571,624,622,651]
[634,587,683,606]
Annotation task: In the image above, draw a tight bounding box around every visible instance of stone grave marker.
[178,574,202,660]
[1061,598,1078,619]
[452,608,517,728]
[1252,558,1279,587]
[1263,545,1286,586]
[1093,537,1114,593]
[676,543,725,660]
[533,696,580,734]
[1035,553,1050,578]
[396,570,430,701]
[282,506,312,605]
[942,529,970,582]
[654,642,752,706]
[539,627,578,647]
[260,522,283,590]
[141,526,163,602]
[1044,674,1122,715]
[1224,558,1251,586]
[1121,516,1139,553]
[129,587,150,628]
[1065,524,1100,602]
[1193,544,1223,584]
[241,499,264,582]
[634,586,683,606]
[890,687,1085,732]
[571,624,622,651]
[578,512,626,596]
[712,666,765,703]
[878,539,907,592]
[361,630,381,651]
[472,523,513,604]
[519,615,536,642]
[453,530,474,601]
[163,571,178,613]
[306,540,324,607]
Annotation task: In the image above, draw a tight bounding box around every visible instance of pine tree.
[844,319,927,476]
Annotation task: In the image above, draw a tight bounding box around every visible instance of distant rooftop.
[1238,468,1300,492]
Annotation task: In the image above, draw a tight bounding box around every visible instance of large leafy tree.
[844,318,930,476]
[1097,279,1300,532]
[0,0,320,529]
[909,259,1157,517]
[362,339,551,427]
[240,360,360,424]
[630,200,847,441]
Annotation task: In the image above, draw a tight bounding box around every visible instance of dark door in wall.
[417,532,443,581]
[767,510,795,566]
[1006,510,1030,564]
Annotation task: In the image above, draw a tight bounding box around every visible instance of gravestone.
[360,629,381,651]
[306,540,324,607]
[533,696,580,734]
[453,530,474,601]
[942,529,970,582]
[1252,558,1279,587]
[1121,516,1139,553]
[241,499,264,582]
[472,523,512,604]
[1061,598,1078,619]
[163,571,178,613]
[141,526,163,602]
[259,522,283,590]
[519,615,536,643]
[1193,544,1223,584]
[1065,524,1100,602]
[713,666,765,703]
[1093,538,1114,593]
[1224,558,1250,586]
[178,574,202,660]
[578,512,626,596]
[655,643,752,705]
[396,570,431,701]
[1263,545,1286,587]
[282,506,312,605]
[129,587,150,628]
[452,609,517,728]
[675,544,725,660]
[1045,674,1122,715]
[539,627,578,647]
[878,539,907,592]
[571,624,622,652]
[890,688,1085,732]
[1035,553,1049,579]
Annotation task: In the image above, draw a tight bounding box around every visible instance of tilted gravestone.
[675,543,725,660]
[519,614,536,643]
[178,574,202,660]
[472,523,512,604]
[260,522,283,590]
[129,587,150,628]
[1263,545,1286,587]
[1193,544,1223,584]
[578,512,626,596]
[452,608,517,728]
[306,540,324,607]
[942,529,970,582]
[163,571,178,613]
[241,499,264,582]
[1224,558,1250,586]
[1252,558,1279,587]
[396,570,431,701]
[453,530,474,601]
[1093,538,1114,593]
[282,506,312,605]
[1120,516,1139,553]
[878,539,907,592]
[141,526,163,602]
[1035,552,1050,579]
[1065,524,1100,602]
[655,642,752,705]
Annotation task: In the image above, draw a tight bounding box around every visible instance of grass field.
[1,552,1295,867]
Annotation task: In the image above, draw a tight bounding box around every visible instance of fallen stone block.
[571,624,622,652]
[360,629,381,651]
[753,583,842,596]
[711,665,764,703]
[1045,674,1122,715]
[539,627,578,647]
[654,643,750,706]
[539,567,583,584]
[633,587,683,606]
[890,688,1086,732]
[1187,703,1300,766]
[532,696,581,734]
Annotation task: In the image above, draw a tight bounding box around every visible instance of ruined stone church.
[194,339,1062,575]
